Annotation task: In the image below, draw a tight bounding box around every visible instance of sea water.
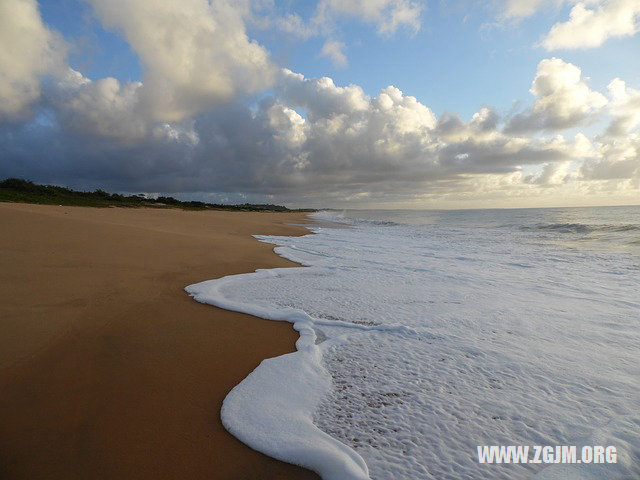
[186,206,640,480]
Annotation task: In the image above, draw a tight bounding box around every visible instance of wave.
[310,211,401,228]
[521,223,640,234]
[185,208,640,479]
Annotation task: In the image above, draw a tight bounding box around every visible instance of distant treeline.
[0,178,315,212]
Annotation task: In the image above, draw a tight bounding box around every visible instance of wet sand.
[0,203,320,480]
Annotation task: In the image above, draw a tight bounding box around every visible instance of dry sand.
[0,202,320,480]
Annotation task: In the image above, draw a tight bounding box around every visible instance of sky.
[1,0,639,208]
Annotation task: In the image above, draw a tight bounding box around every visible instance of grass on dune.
[0,178,315,212]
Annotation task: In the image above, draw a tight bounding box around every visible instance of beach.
[0,202,320,480]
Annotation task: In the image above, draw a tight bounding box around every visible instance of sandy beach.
[0,203,320,480]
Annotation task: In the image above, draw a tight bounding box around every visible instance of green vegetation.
[0,178,315,212]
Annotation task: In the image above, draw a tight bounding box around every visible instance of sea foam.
[187,207,640,479]
[186,269,371,480]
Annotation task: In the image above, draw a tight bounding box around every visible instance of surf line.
[186,265,416,480]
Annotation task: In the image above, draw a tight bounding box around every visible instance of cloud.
[542,0,640,50]
[275,69,371,119]
[321,39,348,68]
[499,1,640,52]
[605,78,640,136]
[580,134,640,180]
[47,69,148,141]
[252,0,423,37]
[0,0,66,119]
[500,0,557,18]
[178,79,580,202]
[524,160,573,185]
[505,58,607,132]
[313,0,423,35]
[272,13,317,38]
[252,0,423,66]
[2,65,581,204]
[0,0,638,207]
[85,0,276,123]
[2,62,637,205]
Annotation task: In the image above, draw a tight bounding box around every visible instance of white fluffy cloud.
[0,0,66,119]
[524,160,573,185]
[47,69,148,141]
[506,58,607,132]
[572,76,640,184]
[85,0,276,123]
[276,70,371,119]
[580,134,640,180]
[499,0,640,51]
[605,78,640,136]
[543,0,640,50]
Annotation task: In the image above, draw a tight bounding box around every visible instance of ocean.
[187,206,640,480]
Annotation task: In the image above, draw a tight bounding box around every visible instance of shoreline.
[0,202,320,480]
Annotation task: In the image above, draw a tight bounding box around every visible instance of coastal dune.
[0,203,320,480]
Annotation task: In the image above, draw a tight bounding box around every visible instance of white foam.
[186,207,640,479]
[222,347,370,480]
[185,271,370,480]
